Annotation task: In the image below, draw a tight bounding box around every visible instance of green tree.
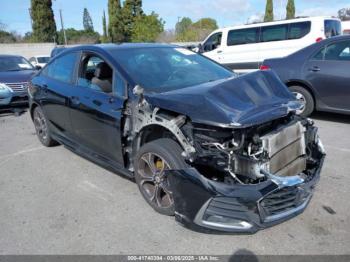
[192,18,218,31]
[264,0,274,22]
[101,10,109,43]
[175,17,192,41]
[192,18,218,41]
[57,28,100,44]
[31,0,57,42]
[131,12,164,42]
[286,0,295,19]
[122,0,145,41]
[108,0,124,42]
[83,8,94,32]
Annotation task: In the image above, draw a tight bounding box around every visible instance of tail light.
[316,37,323,42]
[259,64,270,71]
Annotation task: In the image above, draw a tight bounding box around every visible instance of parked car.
[29,44,325,233]
[342,21,350,35]
[29,55,50,68]
[261,35,350,117]
[198,16,342,74]
[0,82,13,106]
[0,55,37,108]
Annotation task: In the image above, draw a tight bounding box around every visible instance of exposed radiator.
[261,121,306,177]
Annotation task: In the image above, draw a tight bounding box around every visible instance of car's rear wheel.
[33,106,58,147]
[289,85,315,117]
[134,138,188,216]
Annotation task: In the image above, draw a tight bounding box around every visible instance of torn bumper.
[168,150,325,234]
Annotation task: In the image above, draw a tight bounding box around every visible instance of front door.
[201,31,223,63]
[69,52,126,165]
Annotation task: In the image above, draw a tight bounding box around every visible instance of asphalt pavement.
[0,111,349,255]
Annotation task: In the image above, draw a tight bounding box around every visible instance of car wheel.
[134,138,188,216]
[289,86,315,117]
[33,106,58,147]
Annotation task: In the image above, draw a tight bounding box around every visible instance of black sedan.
[261,35,350,117]
[28,44,325,233]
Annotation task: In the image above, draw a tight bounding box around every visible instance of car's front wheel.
[134,138,188,216]
[33,106,58,147]
[289,85,315,117]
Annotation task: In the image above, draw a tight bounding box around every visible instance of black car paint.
[29,44,323,233]
[168,158,323,234]
[145,70,299,128]
[263,35,350,114]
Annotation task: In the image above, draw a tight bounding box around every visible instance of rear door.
[69,52,126,165]
[303,40,350,111]
[38,52,79,136]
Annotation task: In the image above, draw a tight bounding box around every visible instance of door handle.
[309,66,320,72]
[217,50,223,53]
[70,96,80,105]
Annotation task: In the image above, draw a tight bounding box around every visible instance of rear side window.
[227,28,259,46]
[324,20,342,38]
[261,24,288,42]
[312,41,350,61]
[43,52,78,83]
[324,41,350,61]
[288,22,311,39]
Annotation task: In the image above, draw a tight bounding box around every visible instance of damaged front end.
[167,116,325,233]
[127,71,325,233]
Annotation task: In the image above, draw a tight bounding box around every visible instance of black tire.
[134,138,188,216]
[33,106,58,147]
[289,85,315,117]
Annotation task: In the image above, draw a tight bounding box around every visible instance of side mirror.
[133,85,144,96]
[35,65,42,70]
[197,43,204,53]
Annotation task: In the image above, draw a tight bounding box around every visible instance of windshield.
[0,56,34,72]
[37,57,50,63]
[112,47,234,93]
[324,20,342,38]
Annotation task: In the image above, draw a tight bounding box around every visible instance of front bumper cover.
[167,148,325,234]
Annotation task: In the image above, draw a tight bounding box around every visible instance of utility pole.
[59,9,67,45]
[28,8,33,28]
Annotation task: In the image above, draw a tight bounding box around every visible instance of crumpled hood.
[144,70,299,128]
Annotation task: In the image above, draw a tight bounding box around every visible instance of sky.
[0,0,349,35]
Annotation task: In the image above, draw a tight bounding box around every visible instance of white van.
[199,17,342,73]
[342,21,350,35]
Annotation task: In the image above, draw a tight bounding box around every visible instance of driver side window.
[203,32,222,52]
[78,54,113,94]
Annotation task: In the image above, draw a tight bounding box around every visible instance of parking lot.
[0,111,349,255]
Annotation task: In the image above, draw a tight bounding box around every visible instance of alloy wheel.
[34,109,48,142]
[137,152,173,209]
[293,92,306,115]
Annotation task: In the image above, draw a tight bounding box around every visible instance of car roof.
[210,16,340,33]
[65,43,178,54]
[287,35,350,59]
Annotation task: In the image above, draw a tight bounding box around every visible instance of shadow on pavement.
[229,249,258,262]
[310,111,350,124]
[0,108,27,117]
